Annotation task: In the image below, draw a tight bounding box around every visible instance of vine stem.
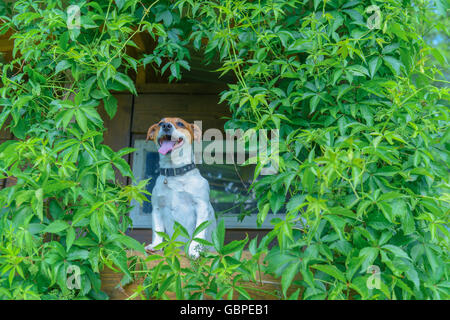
[98,1,158,75]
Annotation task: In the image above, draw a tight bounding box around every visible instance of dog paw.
[145,243,161,254]
[188,242,202,259]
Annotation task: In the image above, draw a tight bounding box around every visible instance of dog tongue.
[158,140,176,155]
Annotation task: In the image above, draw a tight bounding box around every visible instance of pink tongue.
[158,140,176,155]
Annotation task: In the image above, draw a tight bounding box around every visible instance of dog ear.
[146,123,159,141]
[190,123,202,142]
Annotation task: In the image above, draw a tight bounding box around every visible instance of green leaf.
[44,220,70,233]
[349,276,370,299]
[90,213,102,239]
[116,147,136,158]
[170,62,180,79]
[113,158,134,178]
[424,246,439,273]
[66,227,76,251]
[34,188,44,221]
[401,211,415,235]
[286,194,306,213]
[114,0,125,10]
[212,219,225,252]
[282,261,300,297]
[75,109,88,132]
[310,95,320,113]
[103,95,118,119]
[114,73,136,95]
[269,191,284,214]
[175,275,182,300]
[59,31,69,51]
[0,108,11,131]
[222,238,247,255]
[382,244,411,261]
[383,56,403,75]
[324,215,347,240]
[235,286,251,300]
[337,84,352,101]
[311,264,346,283]
[110,251,132,279]
[431,47,447,66]
[348,65,369,77]
[55,60,71,74]
[302,167,315,192]
[257,202,270,226]
[109,234,145,253]
[193,221,211,238]
[390,22,408,41]
[343,9,363,22]
[173,221,190,239]
[287,39,313,53]
[67,248,89,261]
[378,192,404,202]
[368,56,381,79]
[359,247,379,272]
[327,206,356,219]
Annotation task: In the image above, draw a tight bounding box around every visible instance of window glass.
[130,140,283,228]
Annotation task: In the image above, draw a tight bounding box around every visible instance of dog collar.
[159,163,196,177]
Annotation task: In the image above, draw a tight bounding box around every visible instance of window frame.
[129,139,284,229]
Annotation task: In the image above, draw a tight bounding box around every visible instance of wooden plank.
[131,33,147,86]
[4,176,17,188]
[99,94,133,152]
[136,83,227,95]
[0,128,11,140]
[0,29,14,62]
[132,94,230,134]
[0,43,13,52]
[0,30,14,52]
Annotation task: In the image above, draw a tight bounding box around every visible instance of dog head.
[146,117,201,166]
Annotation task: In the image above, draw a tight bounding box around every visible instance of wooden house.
[0,30,274,245]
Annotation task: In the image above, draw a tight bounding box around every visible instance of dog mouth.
[158,135,184,155]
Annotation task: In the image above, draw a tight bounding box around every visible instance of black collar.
[159,163,196,177]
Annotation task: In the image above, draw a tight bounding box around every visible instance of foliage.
[170,0,449,299]
[127,220,275,300]
[0,0,153,299]
[0,0,449,300]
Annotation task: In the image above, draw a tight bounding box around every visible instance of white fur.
[144,124,216,259]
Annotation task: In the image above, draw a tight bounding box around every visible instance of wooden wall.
[99,83,270,243]
[99,83,230,185]
[0,27,268,243]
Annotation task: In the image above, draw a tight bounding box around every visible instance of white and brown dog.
[144,117,216,258]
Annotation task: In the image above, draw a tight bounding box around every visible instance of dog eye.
[176,122,184,127]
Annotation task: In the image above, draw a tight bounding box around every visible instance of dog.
[144,117,216,259]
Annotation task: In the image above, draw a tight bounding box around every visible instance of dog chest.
[153,175,197,211]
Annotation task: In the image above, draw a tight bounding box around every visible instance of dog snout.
[161,122,173,133]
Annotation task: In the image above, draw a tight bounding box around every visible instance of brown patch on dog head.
[147,118,202,144]
[190,123,201,142]
[146,123,159,142]
[162,117,199,143]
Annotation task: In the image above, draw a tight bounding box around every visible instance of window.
[129,139,284,228]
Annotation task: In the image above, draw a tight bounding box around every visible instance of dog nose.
[161,122,173,133]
